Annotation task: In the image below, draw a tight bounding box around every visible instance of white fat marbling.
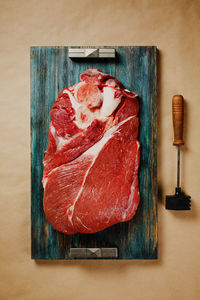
[85,115,134,157]
[66,115,134,225]
[63,89,80,113]
[62,84,123,130]
[100,87,121,118]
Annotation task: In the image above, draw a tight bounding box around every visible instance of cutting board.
[31,46,157,259]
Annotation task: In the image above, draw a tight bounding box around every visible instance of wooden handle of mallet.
[172,95,184,145]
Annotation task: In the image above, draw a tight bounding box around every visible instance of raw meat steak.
[43,68,140,234]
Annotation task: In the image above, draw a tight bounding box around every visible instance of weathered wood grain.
[31,46,157,259]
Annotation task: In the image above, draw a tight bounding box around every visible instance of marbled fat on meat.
[43,68,140,234]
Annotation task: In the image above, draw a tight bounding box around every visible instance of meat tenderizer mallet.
[166,95,191,210]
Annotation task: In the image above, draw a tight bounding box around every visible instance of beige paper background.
[1,0,200,299]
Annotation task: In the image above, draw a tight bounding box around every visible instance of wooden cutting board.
[31,46,157,259]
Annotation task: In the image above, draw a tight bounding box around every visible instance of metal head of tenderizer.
[166,187,191,210]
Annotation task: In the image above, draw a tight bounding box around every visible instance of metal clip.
[69,48,115,58]
[69,248,118,258]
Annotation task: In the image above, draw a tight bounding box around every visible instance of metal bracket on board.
[69,248,118,258]
[69,48,115,58]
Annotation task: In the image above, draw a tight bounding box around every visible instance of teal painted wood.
[31,46,157,259]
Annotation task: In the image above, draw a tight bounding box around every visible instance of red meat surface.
[43,68,140,234]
